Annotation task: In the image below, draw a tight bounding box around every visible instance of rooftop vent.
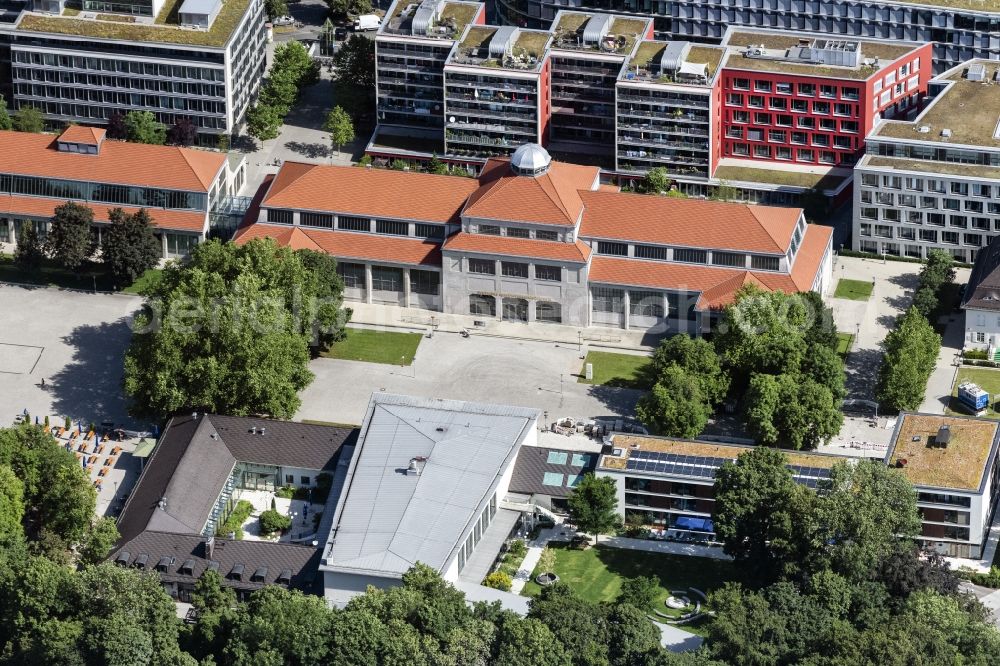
[936,425,952,446]
[941,128,953,138]
[250,426,257,435]
[259,427,266,436]
[917,125,930,133]
[968,63,987,81]
[406,456,427,476]
[157,497,167,510]
[435,426,446,432]
[612,448,623,456]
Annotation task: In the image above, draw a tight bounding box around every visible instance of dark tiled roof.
[110,531,321,594]
[116,414,358,545]
[205,415,358,470]
[508,446,597,498]
[965,236,1000,311]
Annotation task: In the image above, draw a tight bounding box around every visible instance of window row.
[858,223,984,247]
[474,224,560,241]
[725,94,855,117]
[861,174,1000,198]
[265,209,445,239]
[726,112,847,132]
[727,144,847,164]
[12,51,225,81]
[467,258,561,282]
[594,241,781,271]
[727,78,860,101]
[0,174,205,211]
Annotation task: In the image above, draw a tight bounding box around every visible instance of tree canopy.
[566,474,619,542]
[46,201,94,270]
[13,106,44,133]
[332,35,376,121]
[0,95,12,131]
[102,208,161,286]
[123,238,347,418]
[324,105,355,155]
[123,111,166,145]
[876,306,940,412]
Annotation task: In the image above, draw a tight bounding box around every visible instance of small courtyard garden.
[577,351,655,389]
[321,327,423,365]
[520,543,737,636]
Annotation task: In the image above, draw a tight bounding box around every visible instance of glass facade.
[0,173,206,211]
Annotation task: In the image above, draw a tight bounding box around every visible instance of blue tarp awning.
[673,516,714,532]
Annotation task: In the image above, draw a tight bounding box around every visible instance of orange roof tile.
[579,190,801,254]
[262,162,478,224]
[0,194,206,232]
[788,224,833,292]
[59,125,106,145]
[462,158,600,226]
[233,223,442,266]
[588,223,831,309]
[0,130,225,192]
[442,232,592,263]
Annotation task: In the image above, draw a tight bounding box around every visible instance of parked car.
[334,26,348,40]
[273,15,295,25]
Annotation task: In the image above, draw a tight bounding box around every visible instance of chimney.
[259,427,266,436]
[205,536,215,560]
[250,426,257,435]
[406,456,427,476]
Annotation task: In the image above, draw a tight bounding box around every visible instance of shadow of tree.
[284,140,330,159]
[844,347,883,399]
[584,386,644,417]
[48,318,137,428]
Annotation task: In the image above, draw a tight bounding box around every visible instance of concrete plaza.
[0,283,143,429]
[297,327,646,426]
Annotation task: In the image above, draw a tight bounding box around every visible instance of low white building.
[320,393,539,606]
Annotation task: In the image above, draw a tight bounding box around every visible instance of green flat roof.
[862,156,1000,181]
[438,2,479,35]
[723,31,917,80]
[16,0,251,48]
[876,63,1000,148]
[714,164,848,191]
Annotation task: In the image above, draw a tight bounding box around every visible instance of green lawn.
[833,278,874,301]
[321,327,422,365]
[121,268,163,294]
[947,367,1000,418]
[521,543,736,636]
[577,351,655,389]
[836,332,853,360]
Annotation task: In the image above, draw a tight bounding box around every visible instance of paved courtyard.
[0,284,142,429]
[297,327,645,425]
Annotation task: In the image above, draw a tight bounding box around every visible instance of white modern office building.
[854,59,1000,264]
[0,0,266,139]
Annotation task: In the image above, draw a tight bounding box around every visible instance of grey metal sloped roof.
[321,394,538,578]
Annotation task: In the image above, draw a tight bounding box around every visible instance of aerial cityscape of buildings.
[4,0,1000,656]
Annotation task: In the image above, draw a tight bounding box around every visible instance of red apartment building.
[717,31,933,170]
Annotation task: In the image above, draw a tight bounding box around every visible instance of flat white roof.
[320,393,537,579]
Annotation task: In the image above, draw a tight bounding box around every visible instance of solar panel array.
[624,450,734,478]
[623,448,834,488]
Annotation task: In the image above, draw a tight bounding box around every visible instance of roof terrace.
[621,40,724,87]
[875,61,1000,148]
[15,0,250,47]
[449,24,551,72]
[886,413,999,492]
[721,31,918,80]
[550,11,650,56]
[381,0,481,40]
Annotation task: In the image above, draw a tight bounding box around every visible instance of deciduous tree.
[566,474,619,542]
[13,105,44,133]
[0,465,24,543]
[0,95,12,131]
[78,516,119,566]
[123,111,166,145]
[14,224,44,272]
[651,334,729,404]
[246,103,283,144]
[636,366,712,438]
[46,201,94,270]
[102,208,161,287]
[324,105,354,156]
[166,118,197,146]
[876,307,940,411]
